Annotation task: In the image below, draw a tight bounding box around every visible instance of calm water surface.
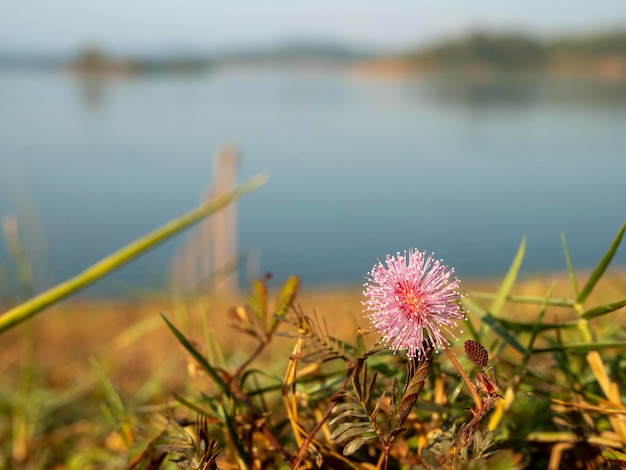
[1,67,625,294]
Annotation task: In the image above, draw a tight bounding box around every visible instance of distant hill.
[69,46,212,77]
[215,40,368,62]
[0,41,369,75]
[4,31,626,79]
[0,51,67,69]
[407,33,546,69]
[353,30,626,80]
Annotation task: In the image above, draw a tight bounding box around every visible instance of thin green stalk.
[469,292,573,308]
[0,174,267,335]
[560,232,579,298]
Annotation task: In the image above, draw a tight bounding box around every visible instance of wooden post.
[211,144,239,294]
[199,186,213,286]
[170,144,240,297]
[171,227,199,295]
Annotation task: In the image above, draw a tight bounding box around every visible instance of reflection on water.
[411,74,626,108]
[0,68,625,294]
[73,68,626,110]
[78,77,108,109]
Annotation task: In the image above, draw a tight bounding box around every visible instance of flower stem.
[443,347,483,410]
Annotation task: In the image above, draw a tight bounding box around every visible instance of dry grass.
[0,286,365,397]
[2,269,625,397]
[1,268,626,469]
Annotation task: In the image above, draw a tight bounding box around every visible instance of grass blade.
[532,341,626,353]
[172,393,214,417]
[561,232,579,298]
[520,283,555,369]
[488,317,578,332]
[462,298,526,354]
[220,401,250,468]
[577,221,626,305]
[469,291,574,308]
[490,237,526,316]
[0,174,267,335]
[582,298,626,320]
[161,313,230,396]
[90,357,125,417]
[90,357,134,446]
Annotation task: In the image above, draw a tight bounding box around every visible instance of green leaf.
[248,277,267,322]
[582,298,626,320]
[329,409,368,426]
[393,356,431,429]
[331,401,360,415]
[389,377,400,421]
[275,275,299,318]
[356,330,367,356]
[330,422,374,443]
[603,449,626,465]
[577,221,626,305]
[161,313,230,396]
[365,372,378,410]
[343,436,377,456]
[561,232,580,298]
[490,237,526,316]
[353,360,363,400]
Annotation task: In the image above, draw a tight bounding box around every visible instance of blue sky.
[2,1,626,54]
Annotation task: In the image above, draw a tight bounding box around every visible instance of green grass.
[0,191,625,469]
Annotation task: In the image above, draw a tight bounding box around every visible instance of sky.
[2,1,626,54]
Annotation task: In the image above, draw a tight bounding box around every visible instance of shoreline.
[348,56,626,82]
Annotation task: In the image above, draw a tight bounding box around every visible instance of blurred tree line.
[404,29,626,72]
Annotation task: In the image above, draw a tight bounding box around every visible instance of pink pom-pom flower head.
[363,249,466,359]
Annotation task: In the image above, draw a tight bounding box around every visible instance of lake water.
[1,66,625,295]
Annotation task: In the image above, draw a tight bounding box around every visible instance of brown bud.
[475,369,500,396]
[464,340,489,367]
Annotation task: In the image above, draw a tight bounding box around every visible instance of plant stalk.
[443,347,483,410]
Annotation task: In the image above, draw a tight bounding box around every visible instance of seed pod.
[464,340,489,367]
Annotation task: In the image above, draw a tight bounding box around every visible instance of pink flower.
[363,249,466,359]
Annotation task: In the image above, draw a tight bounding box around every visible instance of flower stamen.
[363,249,466,359]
